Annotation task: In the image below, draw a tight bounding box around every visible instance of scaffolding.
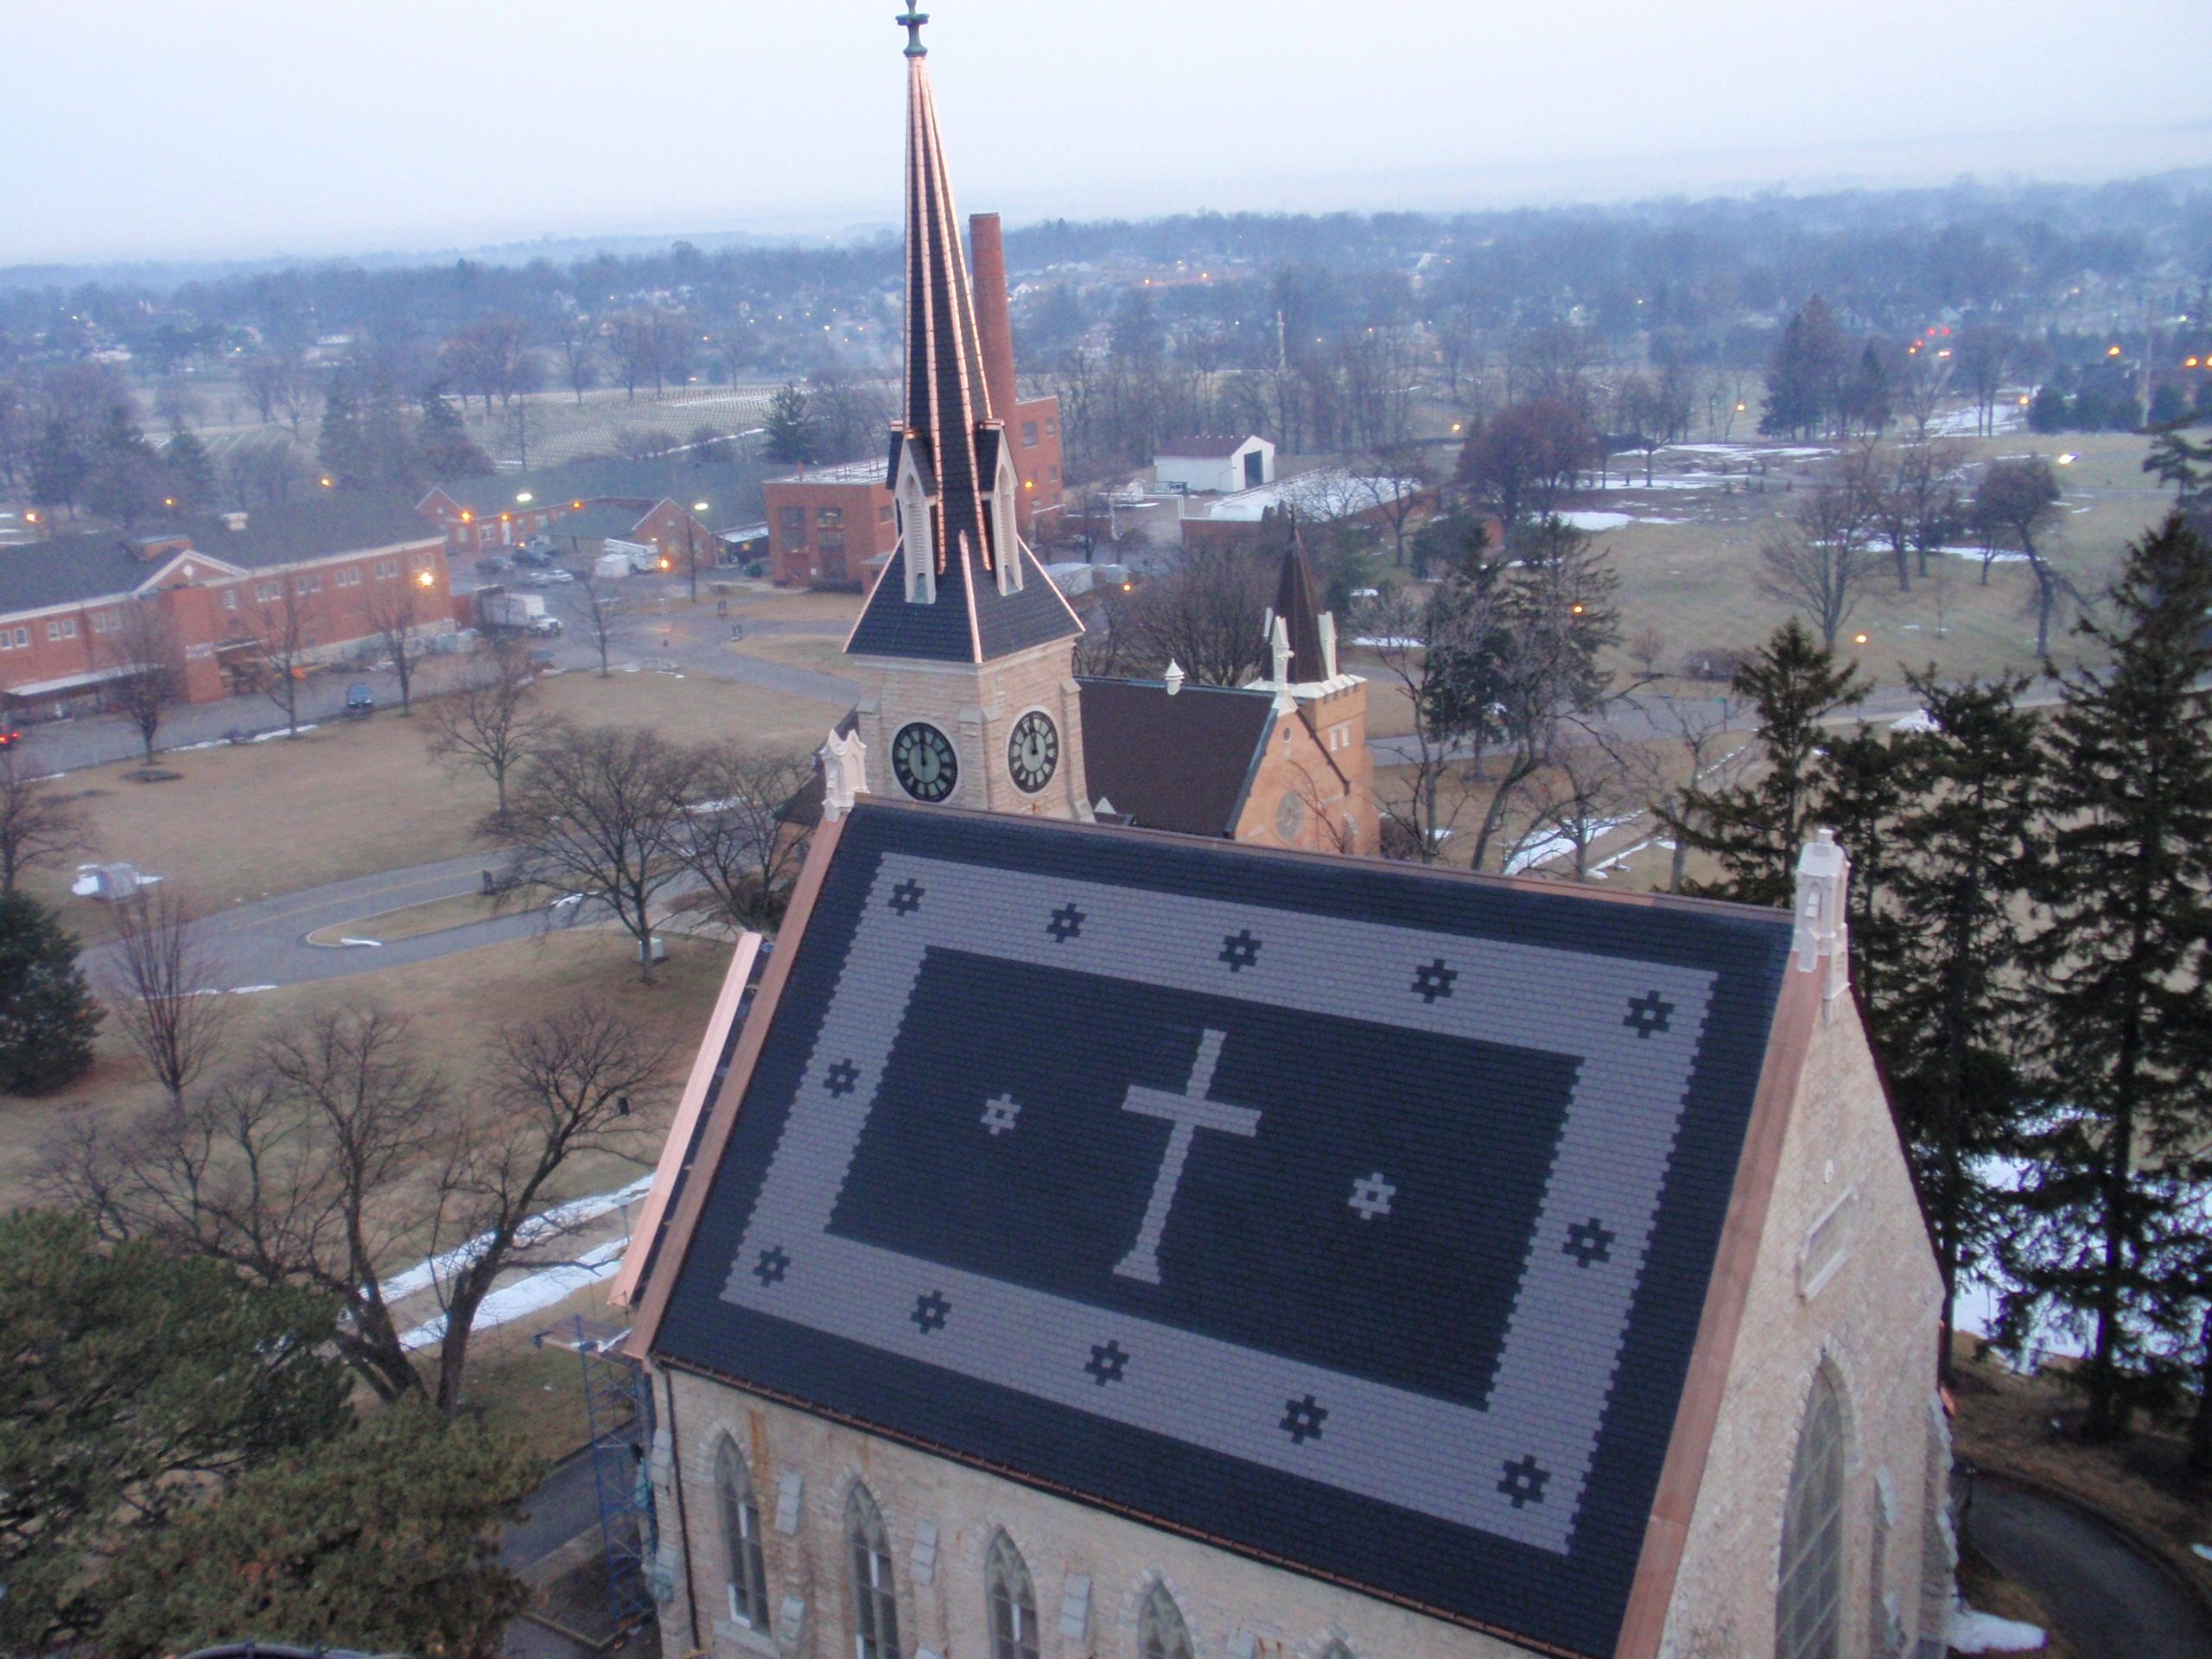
[535,1316,658,1647]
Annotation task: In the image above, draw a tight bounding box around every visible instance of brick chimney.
[969,212,1019,427]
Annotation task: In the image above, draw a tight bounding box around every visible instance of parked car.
[474,556,515,577]
[512,546,555,569]
[342,683,375,719]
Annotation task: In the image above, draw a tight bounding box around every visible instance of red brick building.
[415,459,762,565]
[0,496,452,715]
[766,211,1062,589]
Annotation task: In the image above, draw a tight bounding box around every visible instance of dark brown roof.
[1274,539,1328,683]
[1076,677,1274,836]
[1158,434,1260,459]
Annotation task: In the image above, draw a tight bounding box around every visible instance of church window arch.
[1137,1584,1194,1659]
[715,1434,770,1630]
[1776,1367,1848,1659]
[984,1531,1039,1659]
[847,1483,901,1659]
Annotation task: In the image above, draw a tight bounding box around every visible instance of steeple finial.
[897,6,929,54]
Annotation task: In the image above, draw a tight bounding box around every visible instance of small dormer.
[976,423,1024,598]
[888,428,938,605]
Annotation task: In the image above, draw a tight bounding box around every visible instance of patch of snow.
[1939,546,2029,563]
[1891,709,1938,733]
[251,724,318,741]
[1948,1599,2044,1652]
[226,983,278,995]
[1351,636,1423,649]
[1504,815,1640,874]
[400,1237,628,1351]
[1561,512,1632,531]
[377,1173,654,1305]
[336,937,382,948]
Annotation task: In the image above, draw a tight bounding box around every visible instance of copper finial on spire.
[897,6,929,54]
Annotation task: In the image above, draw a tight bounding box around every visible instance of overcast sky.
[5,0,2209,267]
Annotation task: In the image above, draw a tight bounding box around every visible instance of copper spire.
[899,12,995,571]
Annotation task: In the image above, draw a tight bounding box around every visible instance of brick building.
[764,461,899,590]
[0,496,452,715]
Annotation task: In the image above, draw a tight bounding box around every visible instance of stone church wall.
[851,639,1092,823]
[1660,995,1948,1658]
[654,1365,1536,1659]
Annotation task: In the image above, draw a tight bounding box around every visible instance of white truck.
[474,586,563,637]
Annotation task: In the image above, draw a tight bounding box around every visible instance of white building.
[1154,435,1274,495]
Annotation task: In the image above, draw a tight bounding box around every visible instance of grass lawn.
[728,633,863,680]
[26,662,845,932]
[0,927,731,1211]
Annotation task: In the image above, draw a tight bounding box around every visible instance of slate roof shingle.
[1075,678,1273,836]
[844,539,1082,664]
[642,804,1797,1659]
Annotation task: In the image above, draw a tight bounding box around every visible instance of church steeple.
[897,8,993,573]
[847,11,1082,664]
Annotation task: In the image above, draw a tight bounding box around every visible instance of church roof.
[1076,678,1274,837]
[632,803,1802,1659]
[844,537,1082,664]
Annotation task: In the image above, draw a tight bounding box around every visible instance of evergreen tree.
[0,1210,349,1652]
[416,381,495,480]
[1868,671,2044,1381]
[763,379,816,466]
[80,405,166,525]
[98,1401,540,1659]
[2001,514,2212,1437]
[1759,297,1847,441]
[29,416,87,513]
[317,369,368,486]
[1662,619,1868,906]
[2029,385,2070,435]
[0,889,99,1093]
[161,427,217,513]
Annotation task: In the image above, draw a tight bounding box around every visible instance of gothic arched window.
[984,1531,1039,1659]
[715,1435,769,1630]
[847,1484,900,1659]
[1137,1585,1193,1659]
[1776,1369,1848,1659]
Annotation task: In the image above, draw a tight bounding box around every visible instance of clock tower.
[841,10,1092,822]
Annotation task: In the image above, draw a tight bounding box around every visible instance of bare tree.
[499,725,696,981]
[1974,456,2073,657]
[1116,550,1275,686]
[675,741,817,929]
[1756,477,1881,649]
[1352,443,1433,568]
[563,569,640,678]
[1897,346,1954,441]
[1953,327,2013,438]
[359,568,432,714]
[50,1006,443,1404]
[1351,584,1493,863]
[0,749,93,890]
[554,315,597,406]
[233,581,313,735]
[1617,690,1751,892]
[420,635,556,830]
[99,884,232,1106]
[423,1004,671,1410]
[1505,728,1637,881]
[606,316,653,404]
[101,598,186,761]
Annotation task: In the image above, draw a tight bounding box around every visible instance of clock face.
[1007,710,1059,794]
[891,722,959,803]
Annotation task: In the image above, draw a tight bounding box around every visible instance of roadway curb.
[1961,1457,2212,1636]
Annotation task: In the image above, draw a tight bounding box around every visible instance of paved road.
[1958,1467,2212,1657]
[80,853,546,990]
